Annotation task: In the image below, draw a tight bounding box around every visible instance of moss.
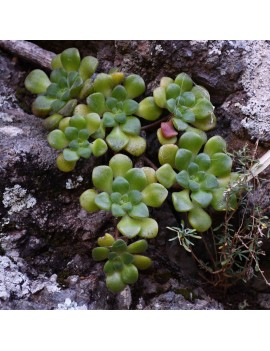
[175,288,197,302]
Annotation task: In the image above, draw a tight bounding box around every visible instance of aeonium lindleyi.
[152,72,217,145]
[25,48,99,119]
[80,154,168,239]
[156,131,238,232]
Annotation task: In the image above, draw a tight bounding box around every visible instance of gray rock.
[1,41,270,310]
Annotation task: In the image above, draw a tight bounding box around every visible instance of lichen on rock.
[2,184,37,215]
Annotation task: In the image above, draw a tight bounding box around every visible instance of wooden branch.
[0,40,55,70]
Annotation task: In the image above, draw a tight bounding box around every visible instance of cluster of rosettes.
[25,48,165,170]
[92,234,152,293]
[25,48,98,118]
[156,130,238,232]
[152,73,216,145]
[80,154,168,239]
[25,47,243,294]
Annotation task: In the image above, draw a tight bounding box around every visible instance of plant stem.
[141,115,171,131]
[141,155,158,170]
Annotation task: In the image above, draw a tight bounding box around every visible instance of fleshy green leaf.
[178,131,205,155]
[56,153,76,172]
[166,83,181,99]
[141,183,168,207]
[57,99,77,117]
[32,96,54,117]
[153,86,167,108]
[122,252,134,265]
[106,272,126,293]
[121,264,138,285]
[79,78,94,100]
[63,148,80,162]
[133,255,152,270]
[138,218,158,239]
[191,190,213,208]
[204,136,227,156]
[136,97,162,121]
[191,98,214,120]
[194,153,211,171]
[209,153,232,177]
[80,189,99,212]
[106,126,129,152]
[77,146,91,159]
[91,138,108,157]
[25,69,51,94]
[120,116,141,135]
[166,98,176,113]
[106,97,118,110]
[172,189,194,212]
[79,56,98,80]
[109,154,133,177]
[92,166,113,193]
[174,73,193,92]
[188,206,212,232]
[160,76,174,88]
[64,127,78,141]
[127,240,148,254]
[47,130,68,150]
[92,247,109,261]
[43,114,63,131]
[182,92,196,107]
[201,174,219,190]
[112,177,130,194]
[94,192,112,211]
[124,134,146,157]
[172,118,188,131]
[112,203,126,217]
[175,170,190,188]
[211,188,238,211]
[87,93,106,115]
[60,48,81,72]
[117,215,141,238]
[125,168,147,191]
[51,54,62,70]
[124,74,145,99]
[156,164,176,189]
[93,73,113,97]
[142,167,157,185]
[175,149,193,171]
[129,202,149,219]
[103,112,117,128]
[158,144,178,167]
[191,85,210,100]
[97,233,115,247]
[111,85,128,101]
[84,113,101,134]
[129,190,143,205]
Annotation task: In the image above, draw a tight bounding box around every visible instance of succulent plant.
[47,114,107,171]
[80,154,168,238]
[84,74,151,156]
[156,132,236,232]
[25,48,99,119]
[92,234,152,293]
[87,78,147,155]
[152,73,216,145]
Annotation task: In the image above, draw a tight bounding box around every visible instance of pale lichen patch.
[2,184,37,215]
[0,126,23,137]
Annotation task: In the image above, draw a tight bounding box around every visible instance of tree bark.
[0,40,54,70]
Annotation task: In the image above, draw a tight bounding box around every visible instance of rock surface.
[1,41,270,310]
